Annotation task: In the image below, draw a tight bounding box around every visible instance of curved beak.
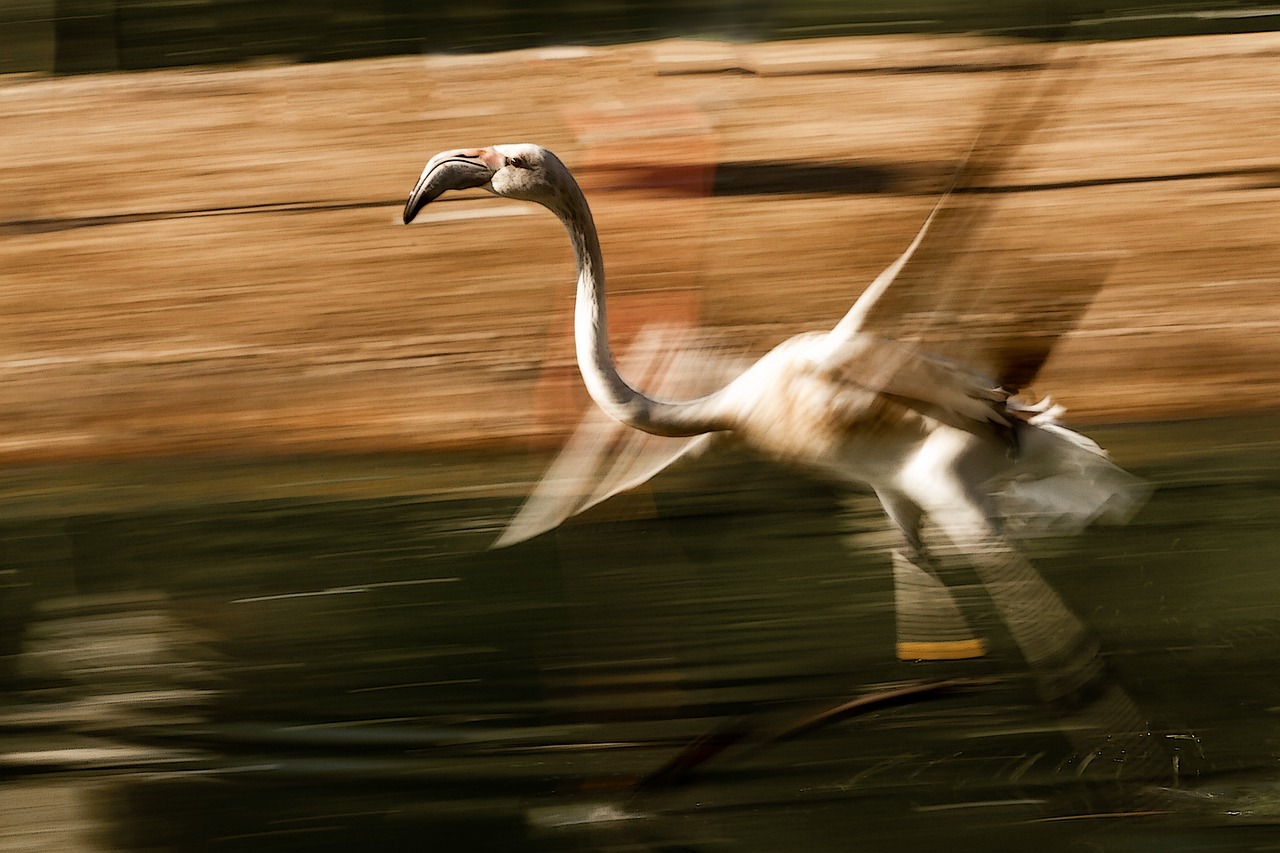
[402,148,502,224]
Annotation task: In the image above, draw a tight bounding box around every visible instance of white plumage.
[402,71,1148,664]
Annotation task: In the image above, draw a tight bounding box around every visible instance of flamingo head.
[402,143,568,223]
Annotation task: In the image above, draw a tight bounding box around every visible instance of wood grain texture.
[1,34,1277,461]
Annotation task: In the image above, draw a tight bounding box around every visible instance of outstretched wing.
[828,48,1109,392]
[816,246,1121,435]
[493,323,745,548]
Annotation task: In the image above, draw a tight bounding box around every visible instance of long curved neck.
[550,179,731,437]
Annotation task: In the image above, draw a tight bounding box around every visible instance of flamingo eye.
[507,155,528,170]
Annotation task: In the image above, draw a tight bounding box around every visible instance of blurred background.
[6,0,1280,74]
[3,2,1280,851]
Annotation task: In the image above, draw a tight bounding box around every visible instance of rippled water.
[2,415,1279,851]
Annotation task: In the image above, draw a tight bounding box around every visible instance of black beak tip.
[402,198,421,225]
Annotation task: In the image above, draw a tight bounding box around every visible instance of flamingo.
[397,64,1177,790]
[403,131,1147,647]
[403,50,1152,641]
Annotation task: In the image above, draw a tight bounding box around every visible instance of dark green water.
[2,415,1279,851]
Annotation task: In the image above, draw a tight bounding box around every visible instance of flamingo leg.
[871,487,987,661]
[904,445,1172,791]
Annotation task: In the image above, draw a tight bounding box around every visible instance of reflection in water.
[19,593,218,727]
[0,419,1278,850]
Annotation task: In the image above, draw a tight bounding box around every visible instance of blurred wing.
[906,249,1119,390]
[830,48,1104,392]
[493,323,745,549]
[821,333,1013,434]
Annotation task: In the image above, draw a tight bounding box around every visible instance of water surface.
[2,415,1279,851]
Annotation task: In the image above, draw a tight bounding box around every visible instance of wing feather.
[829,48,1104,392]
[493,324,743,548]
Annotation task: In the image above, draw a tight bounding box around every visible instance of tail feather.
[997,412,1150,536]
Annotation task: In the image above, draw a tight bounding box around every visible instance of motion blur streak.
[2,13,1280,853]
